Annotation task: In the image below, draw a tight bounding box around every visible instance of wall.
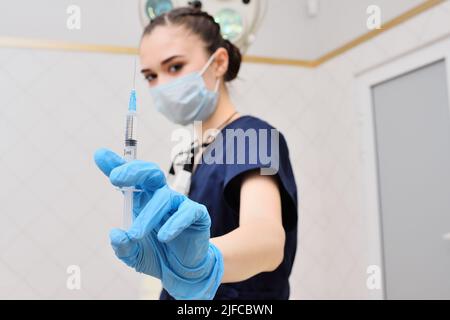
[1,0,450,299]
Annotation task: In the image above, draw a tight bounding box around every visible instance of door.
[372,59,450,299]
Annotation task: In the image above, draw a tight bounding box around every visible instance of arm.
[210,170,286,283]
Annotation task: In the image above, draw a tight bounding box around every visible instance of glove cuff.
[162,242,224,300]
[204,242,224,299]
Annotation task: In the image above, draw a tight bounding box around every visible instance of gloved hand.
[94,148,224,300]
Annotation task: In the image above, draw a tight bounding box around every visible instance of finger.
[157,199,210,243]
[109,228,139,264]
[109,160,166,191]
[94,148,125,177]
[128,186,185,240]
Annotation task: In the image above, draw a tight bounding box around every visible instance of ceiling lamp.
[139,0,267,53]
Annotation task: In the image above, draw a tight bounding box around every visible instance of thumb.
[94,148,126,177]
[109,228,139,267]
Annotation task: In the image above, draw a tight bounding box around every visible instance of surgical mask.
[149,53,220,125]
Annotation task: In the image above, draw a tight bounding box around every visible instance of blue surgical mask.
[149,53,220,125]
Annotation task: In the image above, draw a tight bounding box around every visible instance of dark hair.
[142,7,242,82]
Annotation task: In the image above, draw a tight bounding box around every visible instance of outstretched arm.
[211,170,285,283]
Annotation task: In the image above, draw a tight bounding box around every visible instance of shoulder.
[226,115,277,131]
[221,115,290,157]
[219,116,298,230]
[214,114,293,179]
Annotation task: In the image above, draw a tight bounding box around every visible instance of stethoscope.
[167,111,239,195]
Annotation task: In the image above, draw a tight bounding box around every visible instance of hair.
[142,7,242,82]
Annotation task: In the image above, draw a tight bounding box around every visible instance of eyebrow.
[141,55,185,73]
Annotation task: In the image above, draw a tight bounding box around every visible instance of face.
[140,24,229,90]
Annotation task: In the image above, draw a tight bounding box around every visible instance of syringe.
[123,61,138,229]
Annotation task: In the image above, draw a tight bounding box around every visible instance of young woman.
[94,6,298,300]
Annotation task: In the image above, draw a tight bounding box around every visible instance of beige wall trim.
[0,0,444,68]
[0,36,139,55]
[243,55,315,68]
[314,0,445,67]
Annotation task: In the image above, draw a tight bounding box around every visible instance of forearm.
[210,218,285,283]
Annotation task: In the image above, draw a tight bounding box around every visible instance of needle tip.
[133,57,137,89]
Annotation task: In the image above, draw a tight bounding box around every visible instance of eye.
[168,63,183,73]
[144,73,157,83]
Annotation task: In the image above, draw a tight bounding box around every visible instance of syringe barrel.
[124,143,137,161]
[124,111,137,161]
[123,88,137,230]
[125,112,137,141]
[123,189,134,229]
[123,137,136,229]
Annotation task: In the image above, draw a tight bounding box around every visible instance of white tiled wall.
[1,1,450,299]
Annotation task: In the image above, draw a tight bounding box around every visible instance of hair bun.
[188,1,203,10]
[223,39,242,82]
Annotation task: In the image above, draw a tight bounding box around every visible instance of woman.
[94,6,298,300]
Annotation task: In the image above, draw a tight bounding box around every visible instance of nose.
[152,74,176,87]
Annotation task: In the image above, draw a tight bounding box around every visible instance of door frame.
[355,36,450,300]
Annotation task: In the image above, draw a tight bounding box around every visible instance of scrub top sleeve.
[222,129,298,232]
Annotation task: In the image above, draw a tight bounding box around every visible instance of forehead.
[140,24,205,67]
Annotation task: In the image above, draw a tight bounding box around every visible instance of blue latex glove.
[94,148,224,300]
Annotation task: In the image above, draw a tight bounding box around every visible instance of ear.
[213,47,229,79]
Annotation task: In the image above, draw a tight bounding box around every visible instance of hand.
[94,148,224,300]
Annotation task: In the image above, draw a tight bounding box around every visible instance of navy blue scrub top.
[160,115,298,300]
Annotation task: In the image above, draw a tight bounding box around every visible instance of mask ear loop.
[200,52,221,93]
[200,52,217,75]
[214,77,221,93]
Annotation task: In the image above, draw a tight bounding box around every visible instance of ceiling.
[248,0,426,60]
[0,0,433,61]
